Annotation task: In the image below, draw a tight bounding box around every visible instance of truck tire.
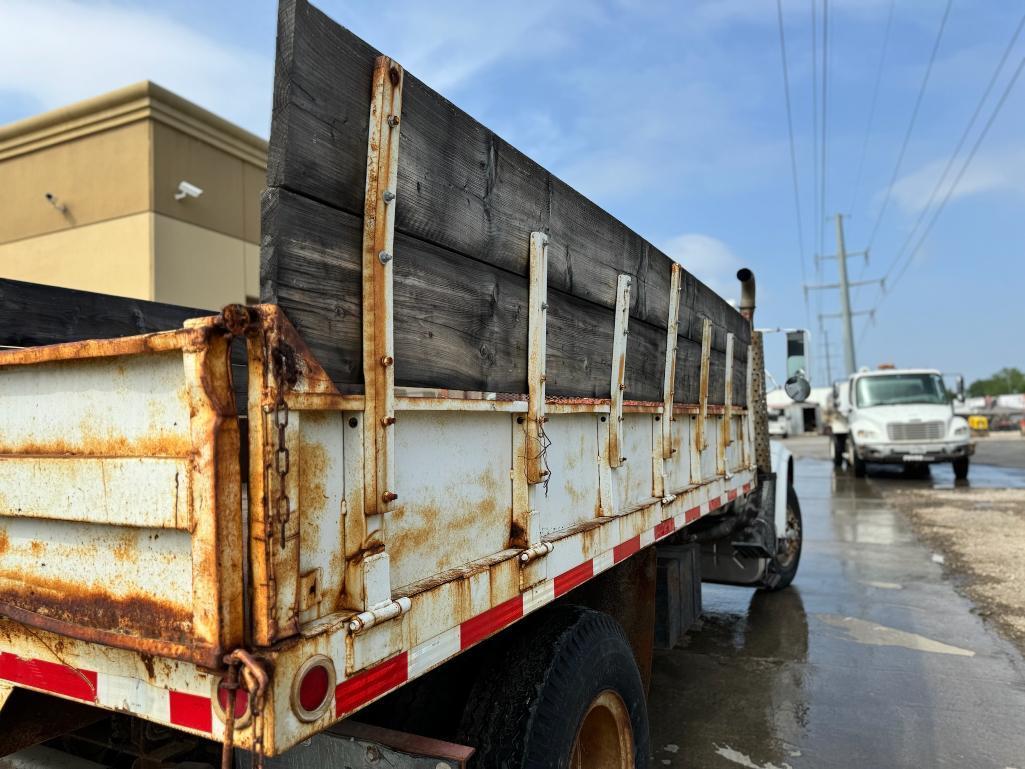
[830,435,846,468]
[953,456,970,480]
[848,441,867,478]
[761,486,803,591]
[458,605,649,769]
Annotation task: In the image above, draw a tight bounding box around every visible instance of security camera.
[175,180,204,201]
[44,192,67,213]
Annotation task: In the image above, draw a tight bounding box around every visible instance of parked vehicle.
[831,367,973,480]
[768,408,790,438]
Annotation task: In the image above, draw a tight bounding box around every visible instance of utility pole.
[834,214,857,376]
[804,213,883,379]
[822,327,833,385]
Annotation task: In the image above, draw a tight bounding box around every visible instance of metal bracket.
[695,318,712,452]
[525,232,549,485]
[361,55,403,522]
[608,274,632,469]
[661,264,683,460]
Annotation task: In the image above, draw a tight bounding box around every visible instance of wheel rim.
[570,689,635,769]
[776,502,801,569]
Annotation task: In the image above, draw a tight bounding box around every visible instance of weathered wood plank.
[263,188,745,404]
[0,278,210,347]
[265,0,749,348]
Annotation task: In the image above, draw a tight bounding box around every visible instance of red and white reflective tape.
[0,650,216,734]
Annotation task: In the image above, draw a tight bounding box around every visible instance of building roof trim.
[0,81,268,167]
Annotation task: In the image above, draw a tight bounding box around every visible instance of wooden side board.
[264,0,749,405]
[0,278,209,347]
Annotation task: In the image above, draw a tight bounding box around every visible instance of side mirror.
[955,375,965,401]
[784,330,811,403]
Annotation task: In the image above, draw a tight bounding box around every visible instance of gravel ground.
[885,486,1025,653]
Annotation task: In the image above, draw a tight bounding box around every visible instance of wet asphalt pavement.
[648,454,1025,769]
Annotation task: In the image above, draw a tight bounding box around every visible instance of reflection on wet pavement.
[648,457,1025,769]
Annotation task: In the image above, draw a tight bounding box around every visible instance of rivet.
[540,302,548,310]
[517,416,525,424]
[378,250,393,264]
[348,417,358,428]
[381,355,394,367]
[382,190,396,203]
[381,415,396,427]
[382,491,398,503]
[387,114,400,127]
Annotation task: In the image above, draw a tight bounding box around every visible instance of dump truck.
[0,2,809,767]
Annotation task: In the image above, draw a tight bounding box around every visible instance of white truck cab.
[831,367,973,479]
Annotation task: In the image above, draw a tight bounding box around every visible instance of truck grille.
[887,421,945,441]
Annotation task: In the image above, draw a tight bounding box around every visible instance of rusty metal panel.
[664,413,693,494]
[611,413,656,514]
[297,411,348,624]
[0,321,242,668]
[0,457,190,529]
[0,351,191,457]
[537,414,601,537]
[390,411,513,590]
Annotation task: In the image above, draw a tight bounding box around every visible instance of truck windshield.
[855,374,948,407]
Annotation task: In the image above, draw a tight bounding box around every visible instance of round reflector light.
[212,678,251,727]
[292,655,335,722]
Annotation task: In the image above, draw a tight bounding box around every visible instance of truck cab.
[833,367,973,479]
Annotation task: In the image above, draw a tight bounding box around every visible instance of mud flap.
[700,474,778,587]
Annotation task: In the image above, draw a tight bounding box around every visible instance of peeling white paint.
[861,580,903,590]
[663,744,679,754]
[932,553,945,564]
[714,745,793,769]
[817,614,975,657]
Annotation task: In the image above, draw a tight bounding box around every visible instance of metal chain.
[220,651,269,769]
[271,348,291,549]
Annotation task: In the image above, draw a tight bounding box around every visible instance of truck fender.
[769,439,793,537]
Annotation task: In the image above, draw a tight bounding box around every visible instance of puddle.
[860,580,903,590]
[817,614,975,657]
[714,745,794,769]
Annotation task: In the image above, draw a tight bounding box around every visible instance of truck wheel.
[762,486,802,591]
[459,605,649,769]
[953,457,970,480]
[848,441,867,478]
[830,435,846,468]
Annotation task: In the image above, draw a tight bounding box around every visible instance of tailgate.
[0,317,242,668]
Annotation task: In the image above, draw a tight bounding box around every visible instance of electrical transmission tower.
[805,213,884,379]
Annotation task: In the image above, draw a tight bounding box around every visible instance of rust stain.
[0,570,192,646]
[0,529,8,555]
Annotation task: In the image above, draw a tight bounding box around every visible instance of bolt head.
[378,250,393,264]
[382,190,396,203]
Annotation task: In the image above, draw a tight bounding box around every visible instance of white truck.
[830,368,973,480]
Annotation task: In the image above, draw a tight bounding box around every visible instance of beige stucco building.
[0,82,267,310]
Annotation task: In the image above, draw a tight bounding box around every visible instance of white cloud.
[891,146,1025,214]
[661,233,743,299]
[338,1,599,95]
[0,0,272,136]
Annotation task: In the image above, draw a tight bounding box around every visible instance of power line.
[849,0,895,218]
[820,0,829,259]
[811,0,820,268]
[882,9,1025,285]
[865,0,952,251]
[775,0,808,295]
[860,41,1025,337]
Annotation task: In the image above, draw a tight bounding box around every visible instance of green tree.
[968,367,1025,397]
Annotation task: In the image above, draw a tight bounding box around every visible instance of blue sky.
[2,0,1022,386]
